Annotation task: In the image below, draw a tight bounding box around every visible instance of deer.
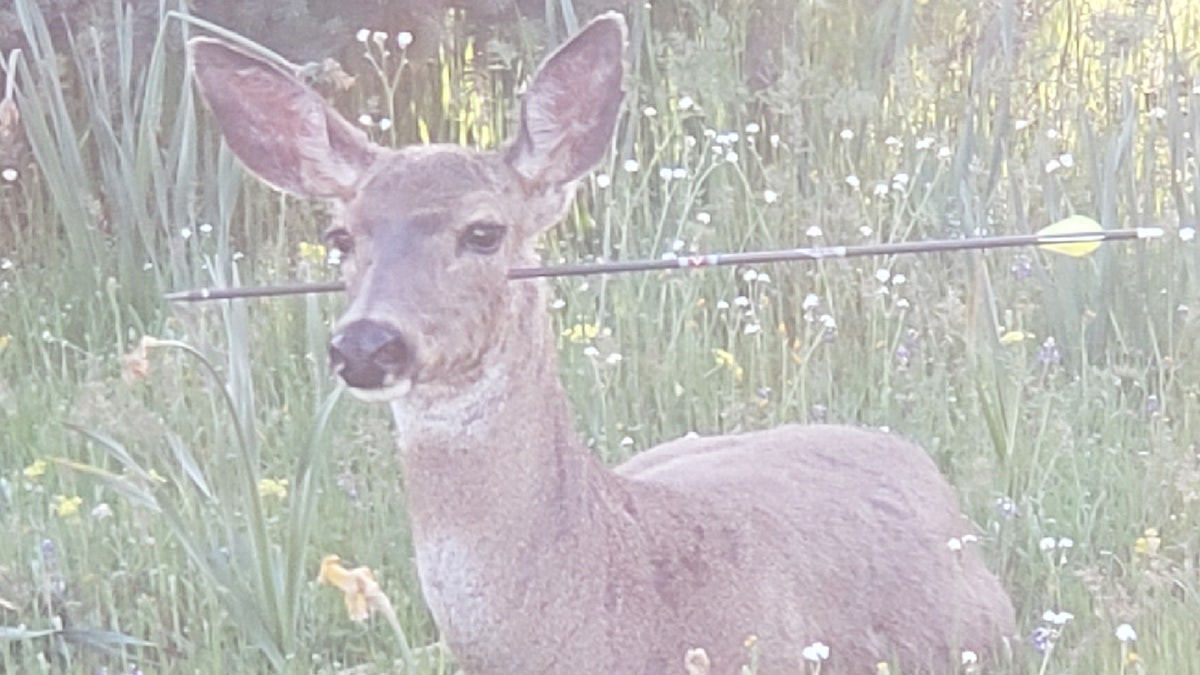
[188,12,1015,674]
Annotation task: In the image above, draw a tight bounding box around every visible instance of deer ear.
[505,12,626,187]
[188,38,380,200]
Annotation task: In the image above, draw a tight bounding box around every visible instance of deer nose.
[328,319,413,389]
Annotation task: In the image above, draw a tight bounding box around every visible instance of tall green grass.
[1,0,1198,672]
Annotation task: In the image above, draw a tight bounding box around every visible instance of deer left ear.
[505,12,627,188]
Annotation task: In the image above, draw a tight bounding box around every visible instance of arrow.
[164,218,1164,302]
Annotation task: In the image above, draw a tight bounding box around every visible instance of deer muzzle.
[328,319,415,391]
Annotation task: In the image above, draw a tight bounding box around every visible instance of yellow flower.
[53,495,82,518]
[712,349,744,381]
[999,330,1031,345]
[297,241,328,266]
[0,334,10,353]
[1133,528,1160,556]
[318,554,394,623]
[23,459,47,479]
[258,478,289,501]
[563,322,600,344]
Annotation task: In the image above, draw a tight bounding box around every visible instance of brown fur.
[189,13,1014,674]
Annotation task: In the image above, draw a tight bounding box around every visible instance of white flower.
[845,174,861,189]
[0,258,13,271]
[873,183,889,197]
[1045,159,1061,173]
[1148,106,1167,120]
[550,298,566,309]
[937,146,953,160]
[819,314,836,329]
[961,650,978,665]
[801,642,830,662]
[623,159,640,173]
[763,189,778,203]
[1057,537,1074,549]
[672,167,688,180]
[1058,153,1074,168]
[643,106,658,118]
[946,537,963,552]
[620,436,635,446]
[859,226,873,237]
[1043,610,1074,625]
[805,225,823,237]
[757,273,771,284]
[884,135,902,148]
[1014,118,1031,131]
[678,95,694,111]
[371,31,388,46]
[658,167,673,181]
[716,299,730,310]
[198,222,213,235]
[1,167,17,182]
[840,128,854,140]
[355,28,371,43]
[891,273,907,285]
[742,269,759,282]
[1181,227,1196,242]
[582,345,600,357]
[744,323,762,335]
[733,295,751,307]
[724,151,739,163]
[769,133,781,148]
[915,136,935,150]
[1046,129,1061,139]
[745,122,761,134]
[377,117,393,131]
[180,227,193,240]
[357,113,374,127]
[1038,536,1058,552]
[396,31,414,48]
[1115,623,1137,642]
[696,212,712,225]
[892,172,910,187]
[595,174,611,189]
[802,293,820,310]
[874,268,891,283]
[605,352,623,365]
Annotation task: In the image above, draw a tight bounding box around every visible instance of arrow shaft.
[164,227,1160,301]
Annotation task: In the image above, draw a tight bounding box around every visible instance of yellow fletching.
[1037,215,1104,257]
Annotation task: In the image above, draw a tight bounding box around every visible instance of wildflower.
[684,647,710,675]
[0,257,11,270]
[672,167,688,180]
[1134,527,1161,556]
[90,502,114,520]
[0,168,16,182]
[884,136,902,148]
[357,113,374,126]
[643,106,657,118]
[724,151,739,163]
[937,146,953,160]
[0,333,9,353]
[1148,106,1167,120]
[763,189,778,203]
[1039,536,1058,552]
[769,133,781,148]
[355,28,370,43]
[805,225,823,237]
[1057,537,1074,549]
[745,122,760,134]
[258,478,289,501]
[1115,623,1137,642]
[377,117,393,131]
[840,129,854,140]
[873,183,888,197]
[733,296,751,308]
[563,323,599,344]
[961,650,978,664]
[891,172,910,189]
[742,269,759,282]
[396,31,413,48]
[1045,159,1062,173]
[620,436,634,447]
[371,31,387,46]
[1180,226,1196,241]
[915,136,935,150]
[582,345,600,358]
[678,95,695,111]
[845,175,861,189]
[604,353,623,365]
[1058,153,1074,168]
[802,641,830,662]
[802,293,820,311]
[744,323,762,335]
[1010,254,1032,279]
[696,212,711,225]
[1030,626,1055,654]
[198,222,213,235]
[994,496,1019,518]
[180,227,193,240]
[1014,119,1031,131]
[318,555,395,623]
[1036,337,1061,365]
[53,495,83,518]
[623,159,639,173]
[658,167,673,181]
[23,459,47,479]
[946,537,963,552]
[1043,609,1074,625]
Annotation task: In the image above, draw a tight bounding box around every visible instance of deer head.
[189,15,626,403]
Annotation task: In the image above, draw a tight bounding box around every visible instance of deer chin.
[344,377,414,403]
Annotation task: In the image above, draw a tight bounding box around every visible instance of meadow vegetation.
[1,0,1199,672]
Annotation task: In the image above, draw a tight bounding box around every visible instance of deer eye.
[322,227,355,255]
[458,223,507,255]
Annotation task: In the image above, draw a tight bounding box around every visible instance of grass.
[1,0,1199,672]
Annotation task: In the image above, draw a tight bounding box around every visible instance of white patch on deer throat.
[388,366,506,443]
[346,378,412,403]
[414,533,493,644]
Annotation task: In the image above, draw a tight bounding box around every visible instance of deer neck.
[387,281,612,548]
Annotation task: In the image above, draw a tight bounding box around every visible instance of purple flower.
[1030,626,1055,654]
[1036,337,1061,366]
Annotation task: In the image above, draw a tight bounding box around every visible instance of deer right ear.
[505,13,626,187]
[188,38,380,200]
